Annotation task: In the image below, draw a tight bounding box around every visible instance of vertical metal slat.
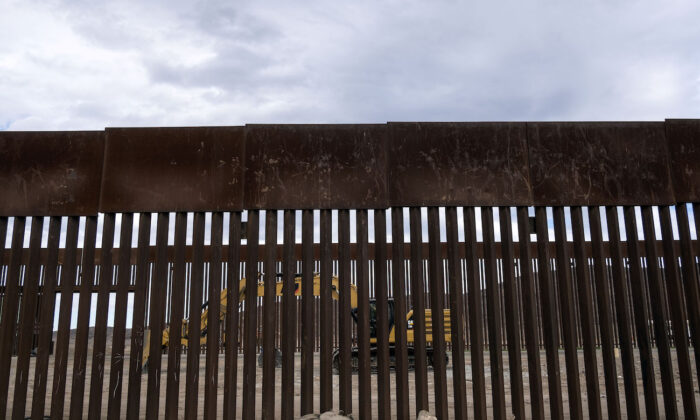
[408,207,428,414]
[107,213,134,420]
[641,205,678,417]
[375,209,393,420]
[482,207,506,419]
[446,206,467,419]
[659,206,697,419]
[534,207,564,418]
[262,210,278,419]
[570,207,603,420]
[223,211,242,420]
[464,206,487,419]
[300,209,314,416]
[280,210,296,420]
[499,207,525,420]
[516,207,544,420]
[622,206,659,418]
[605,207,640,419]
[589,207,622,420]
[355,210,371,420]
[426,207,447,419]
[319,209,332,412]
[552,207,583,420]
[50,216,80,418]
[145,213,170,419]
[12,216,44,420]
[87,213,116,420]
[676,204,700,387]
[203,212,223,420]
[0,216,24,420]
[185,212,206,420]
[338,209,353,413]
[164,212,187,420]
[125,213,152,420]
[30,216,61,419]
[69,215,97,419]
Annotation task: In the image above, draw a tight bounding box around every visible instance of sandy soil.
[5,330,700,419]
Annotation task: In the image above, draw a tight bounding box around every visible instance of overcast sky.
[1,0,699,131]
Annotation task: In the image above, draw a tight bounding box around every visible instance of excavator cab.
[353,299,395,340]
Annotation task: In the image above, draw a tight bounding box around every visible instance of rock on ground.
[417,410,438,420]
[304,410,435,419]
[300,410,357,419]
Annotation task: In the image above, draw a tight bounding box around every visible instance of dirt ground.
[5,331,700,419]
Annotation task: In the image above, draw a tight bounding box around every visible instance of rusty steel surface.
[387,122,531,206]
[666,119,700,203]
[244,124,387,209]
[1,121,695,214]
[100,127,245,212]
[528,122,674,206]
[0,131,104,216]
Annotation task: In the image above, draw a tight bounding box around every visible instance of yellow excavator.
[142,274,451,371]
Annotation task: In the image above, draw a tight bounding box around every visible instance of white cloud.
[1,0,699,131]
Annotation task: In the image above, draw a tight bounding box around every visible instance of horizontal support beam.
[2,240,695,266]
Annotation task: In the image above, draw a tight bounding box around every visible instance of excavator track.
[332,346,448,374]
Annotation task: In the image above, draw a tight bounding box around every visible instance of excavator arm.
[142,274,356,368]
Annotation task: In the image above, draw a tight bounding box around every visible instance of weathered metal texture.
[223,211,242,420]
[589,208,622,420]
[0,217,25,418]
[337,209,353,413]
[1,121,693,214]
[319,209,333,412]
[280,210,296,420]
[623,206,659,418]
[125,213,152,420]
[100,127,245,212]
[69,215,98,419]
[387,122,531,206]
[107,213,134,420]
[641,206,677,418]
[88,212,116,419]
[666,119,700,202]
[355,210,372,420]
[186,212,206,420]
[11,216,44,419]
[606,206,641,418]
[30,216,61,420]
[204,212,224,420]
[51,217,79,418]
[165,212,187,420]
[571,207,604,420]
[262,210,278,419]
[0,131,104,216]
[516,206,545,420]
[408,207,429,415]
[244,124,387,209]
[528,122,674,206]
[300,210,314,415]
[463,206,487,419]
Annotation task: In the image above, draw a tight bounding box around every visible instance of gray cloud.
[1,0,699,130]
